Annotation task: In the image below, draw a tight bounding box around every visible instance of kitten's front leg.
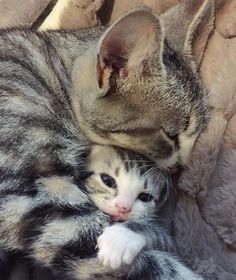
[97,219,173,270]
[97,224,146,269]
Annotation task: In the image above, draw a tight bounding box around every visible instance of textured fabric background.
[0,0,51,27]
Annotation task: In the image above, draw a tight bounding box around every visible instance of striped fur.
[0,26,107,278]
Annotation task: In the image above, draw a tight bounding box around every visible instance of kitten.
[85,145,171,269]
[73,145,204,280]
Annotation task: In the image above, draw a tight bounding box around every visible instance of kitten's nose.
[115,198,133,213]
[115,203,131,213]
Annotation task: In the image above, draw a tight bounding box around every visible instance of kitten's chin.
[93,202,126,220]
[93,200,129,221]
[111,215,128,222]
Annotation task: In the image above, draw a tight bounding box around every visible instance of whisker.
[123,159,152,163]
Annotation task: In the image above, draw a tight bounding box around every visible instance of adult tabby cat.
[0,0,213,279]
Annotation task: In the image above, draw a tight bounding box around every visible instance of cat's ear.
[96,9,164,95]
[162,0,214,69]
[184,0,215,68]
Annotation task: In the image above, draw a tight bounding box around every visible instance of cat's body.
[0,27,109,279]
[0,2,214,279]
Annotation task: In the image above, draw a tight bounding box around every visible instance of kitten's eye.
[138,193,154,202]
[100,173,116,188]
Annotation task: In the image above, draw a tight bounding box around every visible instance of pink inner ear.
[96,55,104,89]
[96,50,128,90]
[97,10,163,87]
[99,39,128,72]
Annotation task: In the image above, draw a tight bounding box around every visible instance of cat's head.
[72,0,214,168]
[83,145,170,221]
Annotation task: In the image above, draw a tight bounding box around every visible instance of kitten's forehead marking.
[88,145,123,172]
[115,167,120,177]
[88,145,162,199]
[144,181,148,190]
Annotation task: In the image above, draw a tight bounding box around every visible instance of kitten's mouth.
[111,214,128,222]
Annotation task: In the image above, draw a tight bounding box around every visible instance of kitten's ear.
[96,9,164,95]
[184,0,215,68]
[162,0,214,68]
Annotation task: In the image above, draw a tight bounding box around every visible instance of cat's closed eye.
[100,173,116,188]
[161,128,179,143]
[138,193,154,202]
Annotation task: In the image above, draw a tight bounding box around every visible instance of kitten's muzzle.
[111,214,129,222]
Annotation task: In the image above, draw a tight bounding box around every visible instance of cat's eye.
[166,133,178,142]
[184,116,190,131]
[162,128,178,143]
[100,173,116,188]
[138,193,154,202]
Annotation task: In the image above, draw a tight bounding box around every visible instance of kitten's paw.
[97,224,146,270]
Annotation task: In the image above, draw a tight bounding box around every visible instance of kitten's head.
[83,145,170,221]
[72,1,214,168]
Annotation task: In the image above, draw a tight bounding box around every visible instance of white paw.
[97,224,146,270]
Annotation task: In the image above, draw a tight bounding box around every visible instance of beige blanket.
[0,0,51,28]
[175,11,236,278]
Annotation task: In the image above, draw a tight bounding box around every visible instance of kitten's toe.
[98,232,123,269]
[97,240,111,267]
[123,247,138,265]
[123,236,146,265]
[97,224,146,269]
[109,250,123,270]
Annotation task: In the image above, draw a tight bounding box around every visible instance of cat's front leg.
[127,250,204,280]
[97,223,146,269]
[0,176,111,279]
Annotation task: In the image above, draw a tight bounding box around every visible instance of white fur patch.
[37,176,89,205]
[97,224,146,269]
[179,133,197,165]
